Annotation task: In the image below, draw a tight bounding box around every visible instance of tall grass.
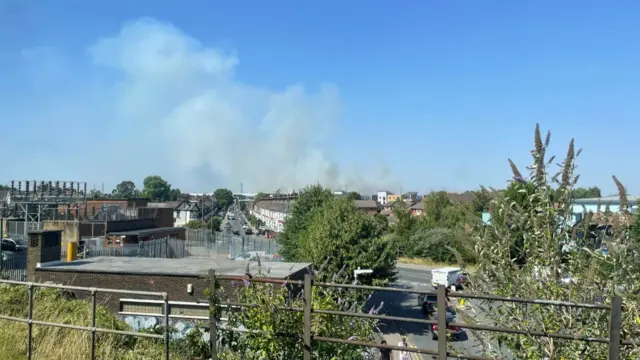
[0,285,187,360]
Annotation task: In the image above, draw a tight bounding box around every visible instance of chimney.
[27,230,62,282]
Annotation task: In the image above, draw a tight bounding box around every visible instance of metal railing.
[0,279,171,360]
[208,271,633,360]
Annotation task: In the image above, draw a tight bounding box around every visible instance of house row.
[250,201,292,233]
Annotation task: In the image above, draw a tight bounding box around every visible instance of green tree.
[142,175,171,201]
[422,191,453,227]
[0,185,9,190]
[572,186,601,199]
[468,124,640,359]
[169,188,182,201]
[279,185,334,261]
[208,216,222,231]
[347,191,362,200]
[409,227,475,265]
[88,189,105,199]
[213,188,234,209]
[391,205,416,254]
[471,189,492,214]
[111,180,139,198]
[297,197,397,285]
[372,213,389,233]
[185,220,204,229]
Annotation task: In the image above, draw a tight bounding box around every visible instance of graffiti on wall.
[119,315,209,340]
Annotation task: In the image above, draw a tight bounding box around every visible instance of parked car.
[1,238,17,252]
[245,228,253,235]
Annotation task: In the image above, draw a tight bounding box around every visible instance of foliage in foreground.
[216,265,381,360]
[0,285,192,360]
[469,124,640,359]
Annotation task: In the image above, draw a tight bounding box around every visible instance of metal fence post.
[209,269,218,360]
[436,285,447,360]
[90,289,97,359]
[303,274,312,360]
[609,295,622,359]
[27,283,34,360]
[163,292,170,360]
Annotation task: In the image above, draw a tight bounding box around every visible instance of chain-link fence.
[185,229,281,259]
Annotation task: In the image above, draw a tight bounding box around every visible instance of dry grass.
[398,257,477,273]
[0,285,187,360]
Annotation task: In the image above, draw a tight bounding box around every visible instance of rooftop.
[37,256,311,278]
[354,200,378,209]
[254,200,293,214]
[107,227,184,236]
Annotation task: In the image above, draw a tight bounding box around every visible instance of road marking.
[405,339,424,360]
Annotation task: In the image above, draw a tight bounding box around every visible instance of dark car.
[232,229,240,235]
[430,312,463,341]
[245,228,253,235]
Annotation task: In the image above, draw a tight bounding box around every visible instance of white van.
[431,267,466,289]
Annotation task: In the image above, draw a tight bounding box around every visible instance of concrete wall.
[27,230,62,281]
[42,220,80,246]
[42,220,106,246]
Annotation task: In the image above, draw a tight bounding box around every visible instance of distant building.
[410,201,424,216]
[376,191,393,205]
[251,201,293,232]
[148,200,202,227]
[403,192,419,201]
[354,200,380,215]
[387,194,401,203]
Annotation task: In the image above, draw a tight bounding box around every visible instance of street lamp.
[354,267,373,282]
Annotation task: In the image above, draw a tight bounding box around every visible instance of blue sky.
[1,1,639,195]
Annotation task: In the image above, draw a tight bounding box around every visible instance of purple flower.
[337,297,342,305]
[348,336,356,341]
[243,279,250,287]
[513,176,527,184]
[231,280,238,287]
[282,280,288,288]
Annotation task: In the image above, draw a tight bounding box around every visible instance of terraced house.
[250,201,292,233]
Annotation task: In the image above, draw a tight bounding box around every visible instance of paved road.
[370,266,513,359]
[226,210,279,255]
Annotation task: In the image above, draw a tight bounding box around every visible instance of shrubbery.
[468,124,640,359]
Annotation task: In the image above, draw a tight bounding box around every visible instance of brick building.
[27,230,310,315]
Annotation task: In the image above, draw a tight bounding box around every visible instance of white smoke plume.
[19,18,400,194]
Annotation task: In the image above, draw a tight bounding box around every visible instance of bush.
[218,266,381,360]
[469,124,640,359]
[0,285,184,360]
[408,227,475,265]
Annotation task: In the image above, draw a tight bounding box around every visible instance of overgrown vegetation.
[0,285,194,360]
[216,264,382,360]
[185,216,222,231]
[468,124,640,359]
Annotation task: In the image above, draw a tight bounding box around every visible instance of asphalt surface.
[370,266,513,359]
[225,208,280,255]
